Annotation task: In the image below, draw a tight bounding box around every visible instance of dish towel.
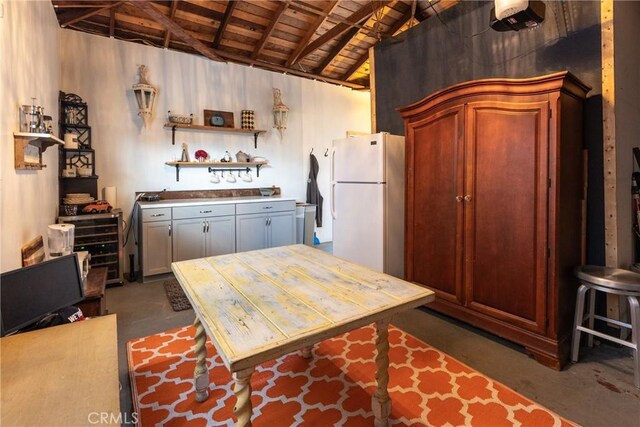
[306,153,323,227]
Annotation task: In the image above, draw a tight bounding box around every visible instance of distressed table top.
[172,244,434,372]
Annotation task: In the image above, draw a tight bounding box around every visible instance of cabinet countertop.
[137,195,297,209]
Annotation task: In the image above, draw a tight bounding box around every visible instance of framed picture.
[204,109,234,128]
[41,115,53,134]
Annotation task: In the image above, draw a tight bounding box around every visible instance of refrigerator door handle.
[329,147,336,183]
[331,182,337,219]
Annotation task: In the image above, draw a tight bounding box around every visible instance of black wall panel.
[374,1,604,264]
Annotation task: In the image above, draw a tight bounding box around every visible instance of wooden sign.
[204,109,234,128]
[21,235,45,267]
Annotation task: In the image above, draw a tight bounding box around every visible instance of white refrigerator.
[330,132,405,278]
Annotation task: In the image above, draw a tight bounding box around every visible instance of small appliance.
[47,224,75,258]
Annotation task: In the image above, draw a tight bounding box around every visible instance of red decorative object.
[194,149,208,162]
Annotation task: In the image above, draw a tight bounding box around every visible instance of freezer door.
[332,182,385,272]
[332,133,386,183]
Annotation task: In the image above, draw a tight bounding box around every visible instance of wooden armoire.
[398,72,590,369]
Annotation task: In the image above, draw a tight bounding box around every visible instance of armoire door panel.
[408,106,464,303]
[464,101,549,332]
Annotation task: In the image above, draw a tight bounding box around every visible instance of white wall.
[0,1,60,272]
[58,30,370,260]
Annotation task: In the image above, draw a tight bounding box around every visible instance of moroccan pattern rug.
[163,280,192,312]
[128,324,575,426]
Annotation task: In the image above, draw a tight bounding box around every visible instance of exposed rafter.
[135,1,226,63]
[212,1,238,49]
[251,0,290,60]
[293,1,387,66]
[286,1,339,67]
[163,1,179,48]
[109,6,116,37]
[59,1,123,28]
[342,8,413,81]
[315,23,364,75]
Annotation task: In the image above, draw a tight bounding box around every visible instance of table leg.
[193,317,209,403]
[301,345,313,358]
[233,367,255,427]
[372,319,391,427]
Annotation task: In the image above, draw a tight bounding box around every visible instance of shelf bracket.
[171,125,177,145]
[256,164,262,177]
[174,164,180,181]
[253,132,259,149]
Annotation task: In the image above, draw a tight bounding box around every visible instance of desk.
[1,315,120,426]
[78,267,108,317]
[172,244,434,426]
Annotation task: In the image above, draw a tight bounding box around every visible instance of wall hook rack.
[165,161,266,181]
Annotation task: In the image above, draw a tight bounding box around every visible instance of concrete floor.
[108,253,640,426]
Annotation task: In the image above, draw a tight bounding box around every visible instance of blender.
[47,224,75,258]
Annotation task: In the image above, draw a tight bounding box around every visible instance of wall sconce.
[272,88,289,139]
[132,65,157,128]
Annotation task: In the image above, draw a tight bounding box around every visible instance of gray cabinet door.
[268,211,296,248]
[172,218,206,262]
[206,216,236,256]
[142,221,172,276]
[236,213,268,252]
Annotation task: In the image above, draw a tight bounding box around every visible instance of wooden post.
[601,0,622,321]
[369,46,377,133]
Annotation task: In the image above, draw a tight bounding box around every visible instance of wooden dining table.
[172,244,435,426]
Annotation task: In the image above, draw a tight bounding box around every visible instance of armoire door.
[463,100,550,333]
[406,105,465,304]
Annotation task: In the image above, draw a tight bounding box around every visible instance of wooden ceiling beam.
[285,1,339,67]
[341,7,413,81]
[59,1,124,28]
[293,0,387,66]
[135,1,226,62]
[163,1,179,48]
[315,21,365,75]
[250,0,290,60]
[109,6,116,37]
[290,1,380,39]
[212,1,238,49]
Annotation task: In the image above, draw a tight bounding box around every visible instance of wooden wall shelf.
[14,132,63,170]
[164,123,266,148]
[165,161,267,181]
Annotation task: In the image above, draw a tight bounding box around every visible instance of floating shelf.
[164,123,267,148]
[164,161,267,181]
[14,132,64,170]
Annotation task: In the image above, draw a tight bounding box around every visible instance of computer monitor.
[1,254,85,337]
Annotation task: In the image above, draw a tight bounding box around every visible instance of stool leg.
[572,284,589,362]
[588,287,596,348]
[628,296,639,388]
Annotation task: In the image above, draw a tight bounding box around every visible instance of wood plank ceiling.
[51,0,458,90]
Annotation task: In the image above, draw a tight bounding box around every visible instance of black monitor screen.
[1,254,84,337]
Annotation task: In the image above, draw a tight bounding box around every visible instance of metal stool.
[572,265,640,388]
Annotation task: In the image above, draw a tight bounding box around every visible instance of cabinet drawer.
[173,204,235,219]
[142,208,172,222]
[236,200,296,215]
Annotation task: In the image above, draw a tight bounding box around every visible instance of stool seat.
[572,265,640,388]
[575,266,640,292]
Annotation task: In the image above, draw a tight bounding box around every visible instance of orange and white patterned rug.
[128,324,575,426]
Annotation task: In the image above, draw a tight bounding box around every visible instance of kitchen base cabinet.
[139,207,173,278]
[142,221,172,277]
[398,72,590,370]
[236,201,296,253]
[173,216,235,262]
